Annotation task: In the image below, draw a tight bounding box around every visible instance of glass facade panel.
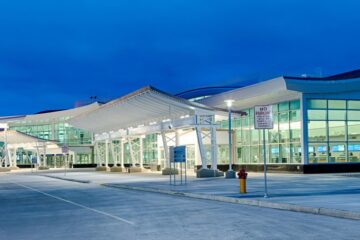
[290,100,301,110]
[328,100,346,109]
[143,134,157,165]
[279,112,289,143]
[348,143,360,162]
[308,99,327,109]
[290,143,302,163]
[328,121,346,141]
[279,102,289,111]
[348,111,360,120]
[308,110,327,120]
[229,99,301,165]
[328,110,346,120]
[329,143,346,163]
[307,99,360,164]
[308,121,327,142]
[348,101,360,109]
[348,122,360,141]
[308,143,328,163]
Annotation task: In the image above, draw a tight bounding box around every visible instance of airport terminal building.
[1,69,360,174]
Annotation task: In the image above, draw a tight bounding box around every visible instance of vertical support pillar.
[195,126,207,169]
[35,143,40,167]
[161,131,169,169]
[95,141,100,166]
[175,130,180,146]
[105,139,109,168]
[12,148,17,167]
[139,137,144,168]
[72,152,76,165]
[128,138,135,167]
[120,139,125,168]
[7,148,12,168]
[210,126,218,170]
[11,148,17,167]
[301,94,309,165]
[43,143,47,167]
[157,134,162,166]
[110,139,116,167]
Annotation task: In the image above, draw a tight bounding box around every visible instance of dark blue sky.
[1,0,359,115]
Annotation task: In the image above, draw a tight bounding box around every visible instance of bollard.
[240,178,246,193]
[237,167,248,194]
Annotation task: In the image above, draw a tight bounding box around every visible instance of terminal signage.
[254,105,273,129]
[62,145,69,154]
[170,146,186,163]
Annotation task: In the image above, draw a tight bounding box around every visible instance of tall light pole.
[225,100,236,178]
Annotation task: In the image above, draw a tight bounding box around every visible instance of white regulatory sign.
[254,105,273,129]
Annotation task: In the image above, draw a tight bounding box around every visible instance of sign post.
[254,105,273,198]
[169,145,187,185]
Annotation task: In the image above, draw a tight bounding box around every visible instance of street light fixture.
[224,100,236,178]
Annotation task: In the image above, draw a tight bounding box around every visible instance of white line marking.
[11,181,135,225]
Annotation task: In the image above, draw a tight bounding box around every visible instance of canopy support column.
[139,137,144,168]
[35,142,40,167]
[43,143,47,168]
[110,140,116,167]
[210,125,218,170]
[161,131,169,169]
[128,138,135,167]
[105,139,109,168]
[7,148,13,168]
[120,139,125,168]
[195,126,207,169]
[94,142,100,166]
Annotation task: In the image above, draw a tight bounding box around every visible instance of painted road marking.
[10,181,135,225]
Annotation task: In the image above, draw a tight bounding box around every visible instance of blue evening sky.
[0,0,359,115]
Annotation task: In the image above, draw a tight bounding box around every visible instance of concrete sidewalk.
[18,170,360,220]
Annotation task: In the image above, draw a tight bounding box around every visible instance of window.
[308,110,327,120]
[328,100,346,109]
[348,101,360,109]
[308,121,327,142]
[226,100,301,165]
[307,99,360,164]
[348,122,360,141]
[328,121,346,141]
[308,99,327,109]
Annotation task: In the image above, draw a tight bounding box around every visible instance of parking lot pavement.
[30,170,360,213]
[1,173,360,240]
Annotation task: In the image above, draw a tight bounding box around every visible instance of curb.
[102,183,360,221]
[41,175,91,184]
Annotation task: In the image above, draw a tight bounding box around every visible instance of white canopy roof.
[23,102,101,123]
[200,75,360,110]
[0,130,47,144]
[69,86,215,134]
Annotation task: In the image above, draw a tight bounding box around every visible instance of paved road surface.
[0,174,359,240]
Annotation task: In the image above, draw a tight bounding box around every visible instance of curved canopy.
[69,86,215,134]
[0,130,48,145]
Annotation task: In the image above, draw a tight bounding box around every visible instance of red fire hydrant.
[237,167,248,194]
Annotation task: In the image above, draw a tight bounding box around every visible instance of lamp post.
[225,100,236,178]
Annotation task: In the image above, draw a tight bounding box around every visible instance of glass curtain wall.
[218,99,301,164]
[10,120,92,146]
[10,119,93,165]
[143,134,158,165]
[307,99,360,163]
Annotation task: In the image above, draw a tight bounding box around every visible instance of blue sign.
[317,146,327,152]
[331,145,345,152]
[348,144,360,151]
[173,146,186,163]
[31,157,37,164]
